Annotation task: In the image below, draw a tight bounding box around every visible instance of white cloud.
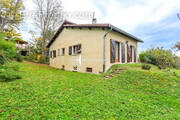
[21,0,180,42]
[62,0,103,23]
[92,0,180,32]
[61,0,180,33]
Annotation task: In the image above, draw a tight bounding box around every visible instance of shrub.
[142,64,151,70]
[0,40,16,60]
[25,52,37,62]
[139,48,175,69]
[0,53,6,65]
[38,55,49,64]
[38,55,46,64]
[0,62,21,82]
[14,52,23,62]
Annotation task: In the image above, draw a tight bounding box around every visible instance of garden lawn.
[0,62,180,119]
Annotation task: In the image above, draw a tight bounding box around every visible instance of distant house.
[16,39,28,56]
[47,21,143,74]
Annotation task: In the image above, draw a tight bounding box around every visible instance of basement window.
[86,67,92,73]
[72,66,78,72]
[61,65,65,70]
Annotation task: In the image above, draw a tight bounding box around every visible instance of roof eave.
[47,20,74,48]
[109,24,144,43]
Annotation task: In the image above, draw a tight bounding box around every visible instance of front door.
[115,42,120,62]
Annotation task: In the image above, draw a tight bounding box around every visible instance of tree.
[28,31,43,54]
[0,0,24,32]
[139,47,176,69]
[33,0,63,55]
[174,42,180,51]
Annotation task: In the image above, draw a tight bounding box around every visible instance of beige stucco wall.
[49,27,138,74]
[49,27,106,74]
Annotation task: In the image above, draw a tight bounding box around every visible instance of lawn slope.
[0,62,179,119]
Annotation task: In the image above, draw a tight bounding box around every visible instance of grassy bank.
[0,62,179,119]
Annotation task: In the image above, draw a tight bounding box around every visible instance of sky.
[21,0,180,56]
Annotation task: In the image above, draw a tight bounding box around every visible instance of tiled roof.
[64,24,110,27]
[47,21,143,48]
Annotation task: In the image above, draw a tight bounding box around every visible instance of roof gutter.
[103,25,113,73]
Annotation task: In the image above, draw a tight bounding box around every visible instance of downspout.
[103,26,113,73]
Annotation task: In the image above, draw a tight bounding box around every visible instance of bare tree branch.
[33,0,63,55]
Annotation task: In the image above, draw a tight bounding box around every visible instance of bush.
[0,54,6,65]
[38,55,49,64]
[14,52,23,62]
[38,55,46,64]
[0,62,21,82]
[142,64,151,70]
[25,52,37,62]
[0,40,16,60]
[139,48,175,69]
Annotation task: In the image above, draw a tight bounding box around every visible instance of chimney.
[92,12,97,24]
[92,18,97,24]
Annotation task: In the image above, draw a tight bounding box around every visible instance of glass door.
[115,42,120,62]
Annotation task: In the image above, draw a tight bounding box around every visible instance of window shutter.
[127,45,129,62]
[110,39,115,63]
[77,44,81,51]
[77,44,81,53]
[121,43,125,63]
[134,46,136,63]
[127,45,130,63]
[69,46,72,55]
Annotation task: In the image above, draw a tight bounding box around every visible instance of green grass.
[0,62,180,119]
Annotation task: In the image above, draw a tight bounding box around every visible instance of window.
[121,43,125,63]
[131,46,136,63]
[130,46,133,62]
[127,45,136,63]
[61,65,65,70]
[61,48,65,55]
[73,45,78,55]
[58,49,60,56]
[73,66,78,72]
[115,42,120,62]
[53,50,56,58]
[127,45,130,63]
[69,44,81,56]
[111,40,123,63]
[86,67,92,72]
[69,46,72,55]
[134,46,136,63]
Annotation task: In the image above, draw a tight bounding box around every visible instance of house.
[47,21,143,74]
[16,39,28,56]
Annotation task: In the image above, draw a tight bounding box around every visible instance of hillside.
[0,62,179,119]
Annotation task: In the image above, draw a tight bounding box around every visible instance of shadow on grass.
[0,77,22,83]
